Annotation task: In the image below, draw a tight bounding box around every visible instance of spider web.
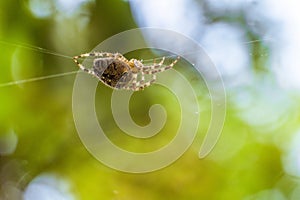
[0,38,272,88]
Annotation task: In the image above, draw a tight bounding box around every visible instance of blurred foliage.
[0,0,300,200]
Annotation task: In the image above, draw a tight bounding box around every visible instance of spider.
[73,52,180,91]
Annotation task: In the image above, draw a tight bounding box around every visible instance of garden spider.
[73,52,180,91]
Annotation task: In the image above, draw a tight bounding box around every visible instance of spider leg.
[141,57,165,71]
[73,54,96,76]
[124,73,156,91]
[74,52,116,60]
[113,53,128,62]
[123,57,163,91]
[140,74,156,89]
[111,52,130,63]
[139,74,157,90]
[131,73,138,89]
[135,71,147,88]
[73,52,128,75]
[144,56,180,74]
[73,52,127,64]
[140,71,145,86]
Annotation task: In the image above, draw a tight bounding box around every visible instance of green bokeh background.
[1,0,300,199]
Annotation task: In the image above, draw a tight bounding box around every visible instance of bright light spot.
[129,0,204,38]
[282,130,300,177]
[55,0,90,16]
[23,174,75,200]
[28,0,54,18]
[0,130,18,155]
[28,0,94,18]
[200,23,250,78]
[273,42,300,90]
[245,0,300,90]
[232,80,294,132]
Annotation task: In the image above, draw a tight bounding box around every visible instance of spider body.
[73,52,179,91]
[94,58,134,89]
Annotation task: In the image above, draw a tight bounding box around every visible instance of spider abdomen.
[93,58,133,89]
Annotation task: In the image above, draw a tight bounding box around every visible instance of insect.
[73,52,180,91]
